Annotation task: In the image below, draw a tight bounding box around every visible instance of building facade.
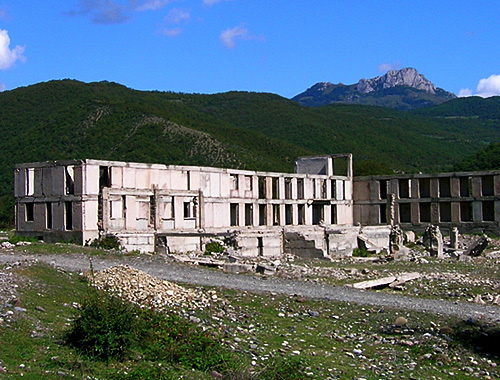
[15,155,358,256]
[354,171,500,234]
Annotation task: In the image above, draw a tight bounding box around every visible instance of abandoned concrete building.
[14,156,500,257]
[354,171,500,235]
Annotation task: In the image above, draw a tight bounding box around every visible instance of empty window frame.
[99,166,111,189]
[272,205,280,225]
[331,180,337,199]
[25,203,34,222]
[399,179,410,199]
[482,201,495,221]
[419,203,431,223]
[65,201,73,230]
[285,204,293,225]
[419,178,431,198]
[379,203,387,224]
[399,203,411,223]
[230,203,239,226]
[296,178,304,199]
[460,201,472,222]
[259,204,267,226]
[258,177,266,199]
[459,177,470,197]
[284,178,292,200]
[312,204,324,225]
[46,202,52,229]
[183,201,194,219]
[25,168,34,196]
[331,204,337,224]
[245,204,253,226]
[439,202,452,222]
[320,180,327,199]
[272,178,280,199]
[439,178,451,198]
[379,180,387,200]
[481,175,495,196]
[65,166,75,195]
[230,174,239,191]
[297,204,305,225]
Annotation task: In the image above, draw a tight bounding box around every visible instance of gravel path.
[1,251,500,323]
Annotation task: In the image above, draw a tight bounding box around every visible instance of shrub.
[204,241,225,255]
[352,247,370,257]
[65,290,139,361]
[87,234,122,250]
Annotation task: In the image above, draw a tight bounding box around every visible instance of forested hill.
[1,79,500,225]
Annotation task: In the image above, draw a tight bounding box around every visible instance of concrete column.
[472,201,482,222]
[471,177,482,197]
[278,177,285,200]
[430,179,439,198]
[450,177,460,198]
[411,202,419,224]
[431,203,439,223]
[291,178,298,199]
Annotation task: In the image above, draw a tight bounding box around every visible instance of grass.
[0,247,499,379]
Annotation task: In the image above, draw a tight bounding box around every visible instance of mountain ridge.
[292,68,457,110]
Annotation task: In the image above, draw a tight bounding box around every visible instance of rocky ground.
[1,237,500,379]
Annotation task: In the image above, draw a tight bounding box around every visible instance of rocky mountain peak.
[357,67,437,94]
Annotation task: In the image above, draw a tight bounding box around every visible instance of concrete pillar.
[450,177,460,198]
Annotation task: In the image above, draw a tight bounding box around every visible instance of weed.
[205,241,225,255]
[87,234,122,250]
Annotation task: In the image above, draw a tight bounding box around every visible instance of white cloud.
[203,0,231,5]
[69,0,130,24]
[134,0,172,11]
[159,27,181,37]
[0,29,26,70]
[377,62,401,73]
[458,74,500,98]
[0,83,6,92]
[165,8,190,24]
[220,25,249,49]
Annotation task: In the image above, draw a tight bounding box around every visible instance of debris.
[350,272,420,290]
[423,225,444,258]
[90,265,216,311]
[464,236,488,257]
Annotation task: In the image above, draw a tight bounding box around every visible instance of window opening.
[439,202,451,222]
[419,178,431,198]
[419,203,431,223]
[245,204,253,226]
[65,201,73,230]
[230,203,239,226]
[399,203,411,223]
[25,203,34,222]
[439,178,451,198]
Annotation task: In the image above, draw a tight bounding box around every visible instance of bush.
[65,290,140,361]
[66,289,241,373]
[204,241,225,255]
[352,247,370,257]
[87,235,122,250]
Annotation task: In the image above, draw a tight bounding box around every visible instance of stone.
[450,227,459,250]
[423,225,444,258]
[394,317,408,327]
[465,236,488,257]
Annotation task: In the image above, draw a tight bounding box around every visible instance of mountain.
[292,68,457,110]
[0,79,499,225]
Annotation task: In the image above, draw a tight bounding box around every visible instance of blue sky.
[1,0,500,98]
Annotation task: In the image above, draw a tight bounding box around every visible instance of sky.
[1,0,500,98]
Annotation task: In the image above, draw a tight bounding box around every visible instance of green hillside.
[1,80,500,225]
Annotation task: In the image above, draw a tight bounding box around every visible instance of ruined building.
[15,156,500,256]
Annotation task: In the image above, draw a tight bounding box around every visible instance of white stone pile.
[90,265,217,311]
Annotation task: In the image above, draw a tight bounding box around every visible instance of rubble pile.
[90,265,217,311]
